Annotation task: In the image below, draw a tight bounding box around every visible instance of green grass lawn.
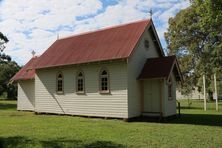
[0,100,222,148]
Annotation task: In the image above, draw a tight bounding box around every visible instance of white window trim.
[99,68,110,94]
[56,72,64,94]
[76,70,85,94]
[168,77,173,100]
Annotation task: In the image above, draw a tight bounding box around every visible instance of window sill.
[99,91,110,95]
[57,91,64,95]
[168,97,173,101]
[76,91,85,95]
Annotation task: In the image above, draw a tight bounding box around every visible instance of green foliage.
[0,57,20,99]
[165,0,222,97]
[0,32,20,99]
[0,100,221,147]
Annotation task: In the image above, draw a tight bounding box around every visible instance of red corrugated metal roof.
[36,19,151,69]
[138,56,182,81]
[10,56,39,81]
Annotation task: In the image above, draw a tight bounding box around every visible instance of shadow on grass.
[132,114,222,127]
[0,136,125,148]
[0,103,16,110]
[0,136,33,148]
[168,114,222,127]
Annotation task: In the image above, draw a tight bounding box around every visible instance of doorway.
[143,79,160,114]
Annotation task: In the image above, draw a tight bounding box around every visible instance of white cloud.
[153,0,190,47]
[0,0,190,65]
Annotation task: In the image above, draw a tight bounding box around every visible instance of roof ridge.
[58,19,150,40]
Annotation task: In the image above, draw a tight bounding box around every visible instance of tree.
[1,32,9,62]
[165,0,222,99]
[0,57,20,99]
[0,32,20,99]
[0,32,9,52]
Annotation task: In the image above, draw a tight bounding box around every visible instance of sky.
[0,0,190,65]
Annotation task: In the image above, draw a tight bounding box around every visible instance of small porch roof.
[10,56,39,82]
[137,56,182,82]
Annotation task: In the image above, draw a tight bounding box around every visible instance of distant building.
[176,88,204,99]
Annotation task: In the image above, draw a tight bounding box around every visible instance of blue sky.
[0,0,190,65]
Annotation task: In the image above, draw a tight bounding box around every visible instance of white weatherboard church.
[11,19,182,120]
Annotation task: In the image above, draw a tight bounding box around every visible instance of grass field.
[0,100,221,148]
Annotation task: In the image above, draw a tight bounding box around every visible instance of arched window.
[76,71,85,93]
[168,77,173,100]
[57,72,63,93]
[100,69,109,93]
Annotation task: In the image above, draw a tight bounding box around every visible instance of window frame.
[76,70,85,94]
[99,68,110,94]
[144,39,149,50]
[168,77,173,100]
[56,72,64,94]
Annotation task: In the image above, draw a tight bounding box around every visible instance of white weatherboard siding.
[127,26,160,118]
[17,80,35,111]
[163,74,177,117]
[35,61,128,118]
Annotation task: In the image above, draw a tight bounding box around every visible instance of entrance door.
[143,80,160,113]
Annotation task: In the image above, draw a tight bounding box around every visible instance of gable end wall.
[127,26,160,118]
[17,80,35,111]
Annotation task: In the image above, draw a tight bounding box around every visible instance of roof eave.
[149,20,165,57]
[11,77,35,82]
[167,57,183,83]
[36,57,128,70]
[137,77,166,80]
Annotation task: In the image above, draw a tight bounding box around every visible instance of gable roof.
[36,19,163,69]
[10,56,39,81]
[138,56,182,82]
[11,19,166,82]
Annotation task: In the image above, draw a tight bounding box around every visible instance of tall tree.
[165,0,222,98]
